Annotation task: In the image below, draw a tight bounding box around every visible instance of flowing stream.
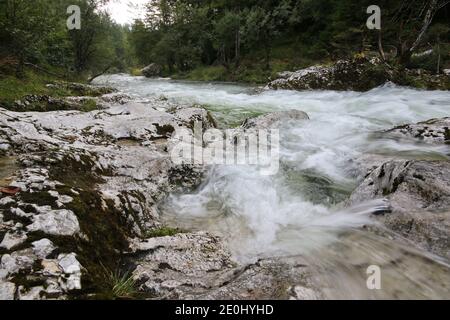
[96,74,450,299]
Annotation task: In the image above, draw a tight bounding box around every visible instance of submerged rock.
[242,110,309,129]
[384,117,450,145]
[350,160,450,260]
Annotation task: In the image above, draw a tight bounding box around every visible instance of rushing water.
[96,74,450,299]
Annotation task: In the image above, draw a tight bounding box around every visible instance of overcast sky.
[105,0,147,25]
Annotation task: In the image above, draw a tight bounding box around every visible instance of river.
[95,74,450,299]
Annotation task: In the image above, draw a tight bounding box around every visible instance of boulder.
[384,117,450,145]
[130,232,323,300]
[141,63,162,78]
[242,110,309,129]
[27,209,80,236]
[268,57,450,92]
[349,160,450,260]
[267,57,389,91]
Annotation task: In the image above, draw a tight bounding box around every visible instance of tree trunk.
[409,0,438,54]
[378,31,386,61]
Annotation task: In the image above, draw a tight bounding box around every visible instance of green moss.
[80,99,99,112]
[8,152,136,299]
[129,68,143,76]
[144,226,182,238]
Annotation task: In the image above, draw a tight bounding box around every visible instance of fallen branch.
[88,63,114,83]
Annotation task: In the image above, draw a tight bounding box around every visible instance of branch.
[409,0,439,53]
[88,62,115,83]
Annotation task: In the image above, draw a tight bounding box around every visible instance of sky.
[105,0,148,25]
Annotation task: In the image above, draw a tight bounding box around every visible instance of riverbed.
[95,74,450,299]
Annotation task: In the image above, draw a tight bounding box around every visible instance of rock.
[0,232,27,250]
[131,232,324,299]
[58,253,81,275]
[141,63,162,78]
[194,256,323,300]
[0,197,15,206]
[384,117,450,145]
[242,110,309,129]
[31,239,55,259]
[0,90,222,299]
[0,281,16,300]
[99,93,131,105]
[349,160,450,259]
[268,57,450,92]
[41,259,61,276]
[18,286,44,300]
[267,57,389,92]
[27,209,80,236]
[0,249,37,275]
[131,232,238,298]
[57,253,82,291]
[46,81,116,97]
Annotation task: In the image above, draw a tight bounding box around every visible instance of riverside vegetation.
[0,0,450,300]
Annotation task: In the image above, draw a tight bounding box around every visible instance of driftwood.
[88,62,114,83]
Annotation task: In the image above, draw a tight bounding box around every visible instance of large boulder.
[349,160,450,260]
[268,57,450,92]
[141,63,162,78]
[267,57,389,91]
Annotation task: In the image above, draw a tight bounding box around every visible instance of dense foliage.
[0,0,448,83]
[129,0,450,80]
[0,0,131,78]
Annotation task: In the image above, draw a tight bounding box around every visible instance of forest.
[0,0,449,85]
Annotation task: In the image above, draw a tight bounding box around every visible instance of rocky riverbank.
[267,57,450,91]
[1,80,449,300]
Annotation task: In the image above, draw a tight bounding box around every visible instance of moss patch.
[144,226,182,238]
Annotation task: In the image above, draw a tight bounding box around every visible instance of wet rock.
[350,160,450,259]
[384,117,450,145]
[268,57,389,92]
[141,63,162,78]
[242,110,309,129]
[131,232,323,300]
[195,256,323,300]
[27,209,80,236]
[268,57,450,92]
[131,232,238,298]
